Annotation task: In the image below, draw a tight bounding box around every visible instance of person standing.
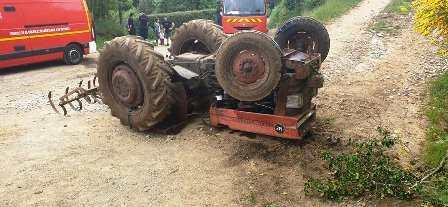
[161,17,174,46]
[154,18,161,46]
[138,13,149,40]
[127,13,136,35]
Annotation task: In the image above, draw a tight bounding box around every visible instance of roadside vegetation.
[370,0,411,35]
[269,0,363,28]
[86,0,217,48]
[304,0,448,206]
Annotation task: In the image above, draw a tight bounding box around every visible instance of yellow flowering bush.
[413,0,448,55]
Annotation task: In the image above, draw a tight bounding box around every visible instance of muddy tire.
[215,31,283,102]
[275,16,330,61]
[98,36,175,131]
[169,19,227,55]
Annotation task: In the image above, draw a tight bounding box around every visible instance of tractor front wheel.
[169,19,227,56]
[275,16,330,61]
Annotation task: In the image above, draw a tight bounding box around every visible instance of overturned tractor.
[49,17,330,139]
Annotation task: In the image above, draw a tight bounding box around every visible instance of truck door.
[0,2,33,68]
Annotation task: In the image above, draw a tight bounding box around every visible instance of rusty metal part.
[232,50,267,84]
[210,105,316,140]
[111,64,143,108]
[48,76,101,116]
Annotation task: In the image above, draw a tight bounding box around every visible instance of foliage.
[264,204,281,207]
[156,0,216,13]
[413,0,448,56]
[94,18,126,37]
[385,0,411,14]
[422,72,447,207]
[138,0,156,14]
[306,0,362,22]
[269,0,362,28]
[304,128,419,201]
[425,73,448,167]
[148,9,216,28]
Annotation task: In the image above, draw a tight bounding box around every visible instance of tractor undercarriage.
[48,17,330,140]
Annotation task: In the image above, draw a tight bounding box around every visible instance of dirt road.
[1,0,447,206]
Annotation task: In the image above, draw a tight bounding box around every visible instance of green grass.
[425,72,448,167]
[421,72,448,206]
[96,35,112,50]
[306,0,363,22]
[384,0,411,14]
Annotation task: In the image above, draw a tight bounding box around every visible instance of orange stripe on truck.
[0,30,91,42]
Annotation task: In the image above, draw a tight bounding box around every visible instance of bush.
[269,0,362,28]
[148,9,216,29]
[94,18,126,37]
[269,0,304,28]
[305,128,419,201]
[413,0,448,56]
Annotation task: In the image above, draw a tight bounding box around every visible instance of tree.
[86,0,118,19]
[413,0,448,55]
[139,0,156,14]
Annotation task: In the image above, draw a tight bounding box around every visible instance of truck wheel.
[63,44,84,65]
[215,31,283,102]
[274,16,330,61]
[169,19,227,55]
[98,36,175,131]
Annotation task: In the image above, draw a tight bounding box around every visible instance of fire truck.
[218,0,269,34]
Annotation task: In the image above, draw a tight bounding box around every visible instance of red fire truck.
[0,0,96,69]
[219,0,269,34]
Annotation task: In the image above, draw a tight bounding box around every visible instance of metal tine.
[48,91,60,114]
[93,76,98,87]
[87,80,91,89]
[78,80,83,87]
[64,87,78,110]
[60,104,68,116]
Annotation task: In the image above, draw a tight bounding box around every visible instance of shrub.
[305,128,419,201]
[413,0,448,55]
[148,9,216,28]
[94,18,126,37]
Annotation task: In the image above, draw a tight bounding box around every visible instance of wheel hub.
[111,64,143,107]
[69,49,81,62]
[232,50,266,84]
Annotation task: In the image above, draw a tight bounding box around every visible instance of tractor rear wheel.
[98,36,175,131]
[169,19,227,55]
[215,31,283,102]
[275,16,330,61]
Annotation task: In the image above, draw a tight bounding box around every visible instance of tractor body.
[50,16,330,140]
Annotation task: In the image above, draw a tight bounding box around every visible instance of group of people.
[127,13,174,46]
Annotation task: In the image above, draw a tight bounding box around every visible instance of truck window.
[224,0,266,16]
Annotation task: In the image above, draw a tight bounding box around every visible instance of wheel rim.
[110,64,144,109]
[69,48,81,63]
[231,49,268,89]
[180,39,211,54]
[287,32,319,53]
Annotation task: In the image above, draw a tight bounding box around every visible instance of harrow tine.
[93,76,98,87]
[63,87,78,111]
[61,104,68,116]
[48,91,60,114]
[48,76,101,116]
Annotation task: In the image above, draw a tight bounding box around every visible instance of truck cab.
[219,0,268,34]
[0,0,96,69]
